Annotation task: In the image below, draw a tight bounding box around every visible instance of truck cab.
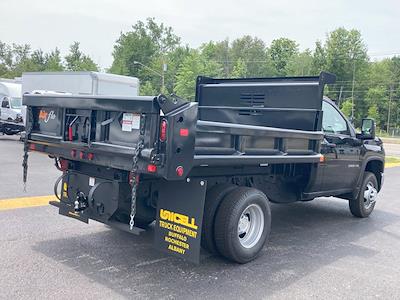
[0,81,24,135]
[307,97,384,217]
[1,96,23,122]
[0,81,23,122]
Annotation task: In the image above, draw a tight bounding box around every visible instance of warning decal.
[121,113,140,132]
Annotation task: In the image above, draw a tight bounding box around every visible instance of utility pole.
[338,86,343,106]
[387,85,393,133]
[162,62,167,94]
[133,61,166,93]
[351,61,356,122]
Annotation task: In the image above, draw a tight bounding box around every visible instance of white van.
[0,80,23,123]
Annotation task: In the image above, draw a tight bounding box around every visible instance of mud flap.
[154,178,207,264]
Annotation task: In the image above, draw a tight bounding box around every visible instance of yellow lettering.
[168,244,186,255]
[159,209,198,230]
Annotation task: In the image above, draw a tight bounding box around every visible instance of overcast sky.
[0,0,398,69]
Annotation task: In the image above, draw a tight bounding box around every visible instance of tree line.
[1,18,399,131]
[0,41,98,77]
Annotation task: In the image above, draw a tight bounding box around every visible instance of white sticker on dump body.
[122,113,140,132]
[89,177,95,187]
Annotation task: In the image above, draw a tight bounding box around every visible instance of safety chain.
[129,135,144,230]
[22,107,33,192]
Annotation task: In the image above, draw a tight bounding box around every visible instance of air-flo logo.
[38,110,56,123]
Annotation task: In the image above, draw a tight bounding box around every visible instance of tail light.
[68,127,73,141]
[160,119,167,142]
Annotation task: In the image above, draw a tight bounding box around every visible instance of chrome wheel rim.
[237,204,264,249]
[363,181,377,210]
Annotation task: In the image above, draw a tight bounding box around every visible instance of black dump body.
[23,72,335,180]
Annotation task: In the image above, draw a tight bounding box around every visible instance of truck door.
[320,101,361,192]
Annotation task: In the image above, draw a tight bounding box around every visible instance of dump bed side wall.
[195,76,328,131]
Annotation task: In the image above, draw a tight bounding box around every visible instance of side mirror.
[360,118,375,139]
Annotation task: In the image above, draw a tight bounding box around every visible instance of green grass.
[386,156,400,164]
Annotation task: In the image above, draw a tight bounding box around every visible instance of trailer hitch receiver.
[74,191,88,212]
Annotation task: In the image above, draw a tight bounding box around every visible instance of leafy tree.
[231,58,247,77]
[0,41,13,73]
[367,104,379,124]
[286,49,313,76]
[365,86,388,128]
[175,50,223,100]
[230,36,269,77]
[44,48,64,71]
[311,41,326,75]
[310,28,370,125]
[200,40,231,76]
[341,100,353,118]
[149,46,191,94]
[324,28,368,81]
[109,18,180,93]
[65,42,98,71]
[139,81,157,96]
[268,38,299,75]
[0,41,66,77]
[175,51,203,100]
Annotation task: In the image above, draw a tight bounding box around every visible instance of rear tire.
[201,183,236,253]
[349,172,378,218]
[214,187,271,263]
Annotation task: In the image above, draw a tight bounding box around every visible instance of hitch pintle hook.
[74,192,88,212]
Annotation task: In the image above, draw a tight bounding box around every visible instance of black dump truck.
[22,72,385,263]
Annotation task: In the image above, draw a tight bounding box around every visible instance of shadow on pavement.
[33,197,399,299]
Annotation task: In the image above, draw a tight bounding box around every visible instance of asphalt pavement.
[1,135,400,299]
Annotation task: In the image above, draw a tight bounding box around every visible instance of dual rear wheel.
[202,184,271,263]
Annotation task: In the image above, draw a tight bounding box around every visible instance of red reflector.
[68,127,73,141]
[70,149,77,158]
[79,151,85,159]
[147,164,157,173]
[160,119,167,142]
[29,143,36,151]
[59,159,69,171]
[179,128,189,137]
[87,153,94,160]
[176,166,184,177]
